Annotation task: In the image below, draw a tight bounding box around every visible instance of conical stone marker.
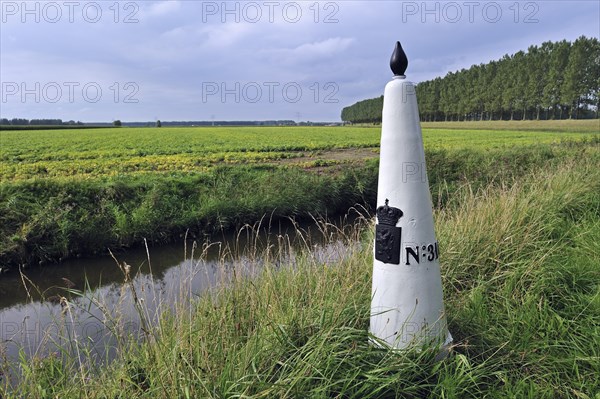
[370,41,452,350]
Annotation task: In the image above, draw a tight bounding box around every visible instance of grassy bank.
[0,164,378,267]
[2,144,598,397]
[2,139,598,268]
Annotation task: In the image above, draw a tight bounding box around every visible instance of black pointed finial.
[390,41,408,76]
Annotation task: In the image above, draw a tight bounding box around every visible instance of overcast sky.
[1,0,598,122]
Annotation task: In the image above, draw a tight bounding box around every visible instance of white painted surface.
[370,75,452,349]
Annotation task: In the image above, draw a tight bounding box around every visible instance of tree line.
[341,36,600,123]
[0,118,84,126]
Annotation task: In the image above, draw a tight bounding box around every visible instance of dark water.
[0,216,363,383]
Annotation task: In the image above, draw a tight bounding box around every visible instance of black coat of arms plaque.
[375,199,403,264]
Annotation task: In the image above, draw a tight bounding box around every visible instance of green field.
[0,123,598,268]
[1,124,597,181]
[421,119,599,132]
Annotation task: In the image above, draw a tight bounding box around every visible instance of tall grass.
[1,155,599,398]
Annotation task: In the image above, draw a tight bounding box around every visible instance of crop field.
[0,124,597,181]
[0,122,598,267]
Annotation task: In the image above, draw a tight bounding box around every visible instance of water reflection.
[0,215,365,384]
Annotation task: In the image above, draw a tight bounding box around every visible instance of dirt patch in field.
[280,147,379,165]
[273,147,380,175]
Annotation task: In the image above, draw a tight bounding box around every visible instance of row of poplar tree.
[341,36,600,123]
